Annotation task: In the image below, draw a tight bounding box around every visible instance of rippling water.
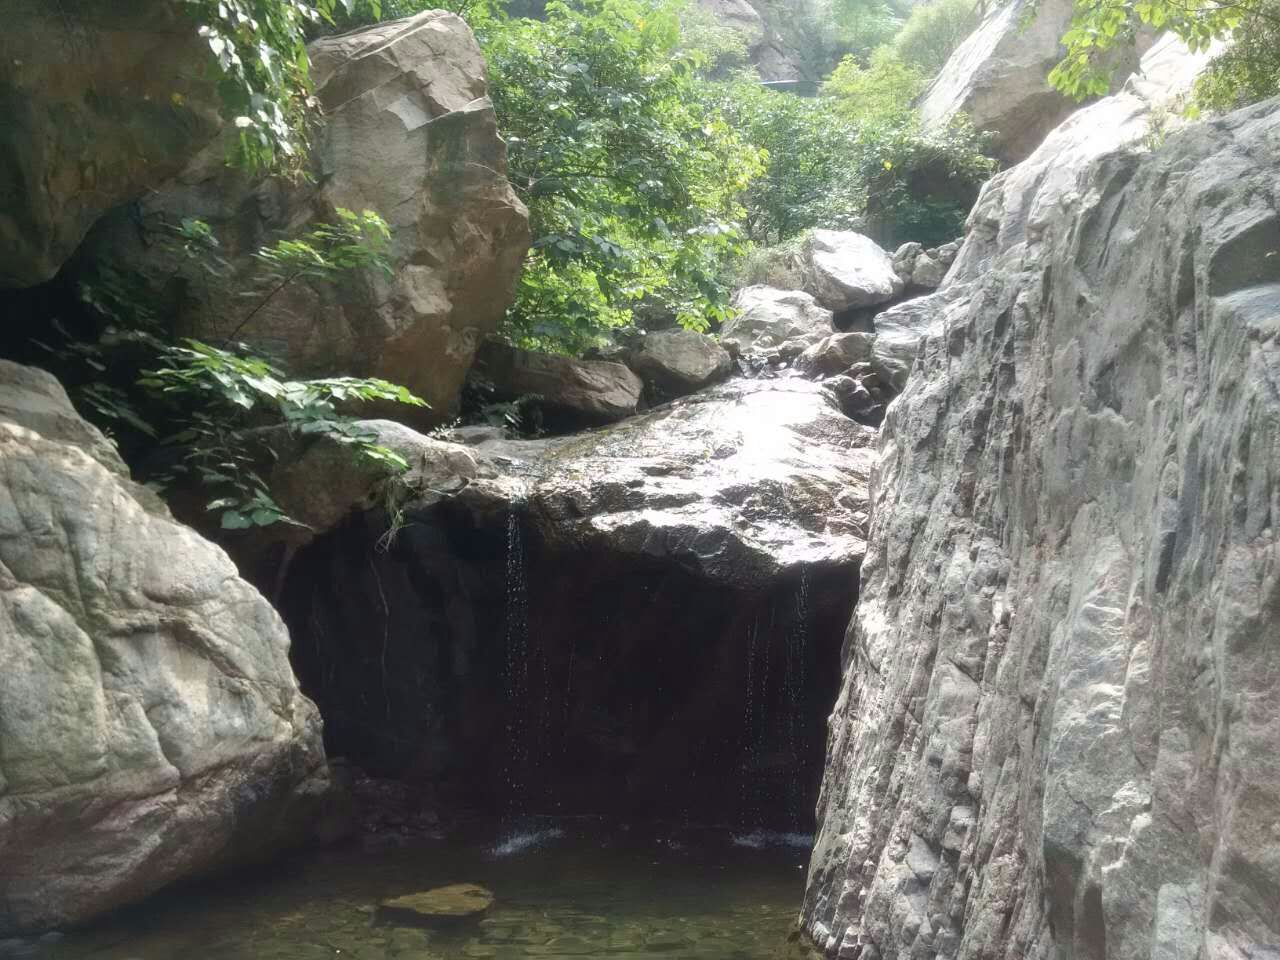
[25,820,820,960]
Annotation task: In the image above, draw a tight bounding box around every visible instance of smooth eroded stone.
[802,230,904,311]
[377,883,495,927]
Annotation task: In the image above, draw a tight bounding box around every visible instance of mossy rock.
[377,883,495,928]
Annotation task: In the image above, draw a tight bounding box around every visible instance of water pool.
[24,820,820,960]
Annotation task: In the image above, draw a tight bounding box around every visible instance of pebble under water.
[26,820,820,960]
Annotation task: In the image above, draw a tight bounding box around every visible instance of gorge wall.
[802,42,1280,960]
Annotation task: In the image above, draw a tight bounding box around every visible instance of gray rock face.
[795,332,877,378]
[803,49,1280,960]
[892,240,960,290]
[0,0,222,287]
[474,339,644,424]
[274,377,877,590]
[0,361,332,936]
[694,0,809,81]
[454,377,878,587]
[723,286,835,359]
[918,0,1079,163]
[804,230,905,311]
[86,11,530,424]
[623,329,733,396]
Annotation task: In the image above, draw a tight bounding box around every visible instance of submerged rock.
[804,41,1278,960]
[377,883,495,927]
[0,361,333,936]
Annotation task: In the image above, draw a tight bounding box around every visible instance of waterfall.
[502,512,532,813]
[783,569,811,827]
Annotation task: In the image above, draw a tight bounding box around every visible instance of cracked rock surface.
[0,361,334,935]
[803,44,1280,960]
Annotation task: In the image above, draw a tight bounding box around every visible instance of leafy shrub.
[1191,0,1280,111]
[711,78,864,246]
[37,211,424,529]
[1049,0,1276,107]
[891,0,980,75]
[181,0,385,171]
[485,0,762,352]
[825,46,926,127]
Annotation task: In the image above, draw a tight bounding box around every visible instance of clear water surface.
[27,819,820,960]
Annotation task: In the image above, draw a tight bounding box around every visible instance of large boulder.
[0,0,222,287]
[802,230,904,312]
[803,41,1277,960]
[918,0,1079,163]
[473,339,644,425]
[0,360,333,936]
[452,377,877,586]
[623,328,732,397]
[84,11,530,425]
[722,286,835,359]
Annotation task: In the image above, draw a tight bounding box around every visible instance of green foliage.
[181,0,384,171]
[712,79,864,245]
[826,46,926,127]
[856,115,995,246]
[485,0,763,352]
[139,339,424,529]
[891,0,980,75]
[830,0,905,59]
[1191,0,1280,111]
[718,45,992,250]
[39,211,424,530]
[1048,0,1266,101]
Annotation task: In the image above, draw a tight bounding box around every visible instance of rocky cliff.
[0,361,334,936]
[803,39,1280,960]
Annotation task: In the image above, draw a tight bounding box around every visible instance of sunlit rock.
[0,360,334,937]
[722,286,834,359]
[81,11,530,425]
[802,230,905,312]
[803,40,1278,960]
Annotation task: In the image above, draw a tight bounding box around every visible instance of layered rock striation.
[0,361,333,936]
[804,42,1280,960]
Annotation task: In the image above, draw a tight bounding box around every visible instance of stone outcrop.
[621,328,733,398]
[804,230,905,312]
[455,376,877,586]
[891,240,961,291]
[0,0,222,287]
[84,11,530,423]
[694,0,810,82]
[918,0,1079,163]
[266,373,872,825]
[803,39,1280,960]
[722,286,835,359]
[472,339,644,425]
[0,360,333,936]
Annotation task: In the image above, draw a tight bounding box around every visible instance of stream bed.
[24,819,819,960]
